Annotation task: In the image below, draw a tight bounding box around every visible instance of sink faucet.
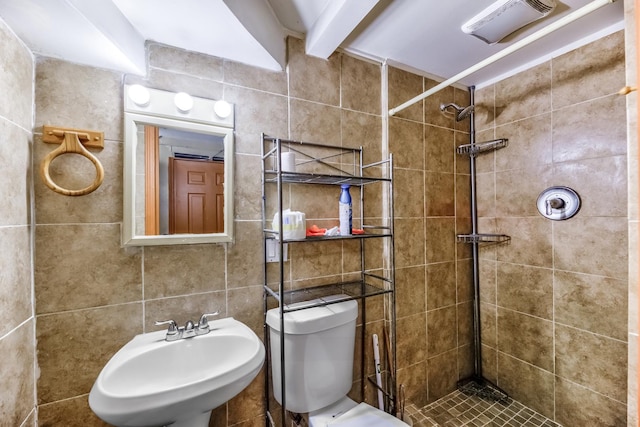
[154,319,180,341]
[155,311,220,341]
[196,312,219,335]
[182,320,196,338]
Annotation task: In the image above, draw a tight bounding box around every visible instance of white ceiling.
[0,0,624,88]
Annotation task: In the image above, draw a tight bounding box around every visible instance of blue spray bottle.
[339,184,352,236]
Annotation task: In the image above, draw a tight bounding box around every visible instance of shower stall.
[441,89,510,403]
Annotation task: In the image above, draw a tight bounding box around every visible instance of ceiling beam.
[0,0,146,74]
[222,0,287,70]
[305,0,380,59]
[67,0,146,74]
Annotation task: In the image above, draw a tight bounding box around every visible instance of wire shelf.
[264,280,392,312]
[457,233,511,244]
[264,170,389,186]
[457,138,508,156]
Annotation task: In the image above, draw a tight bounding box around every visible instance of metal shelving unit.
[261,134,396,427]
[455,87,510,401]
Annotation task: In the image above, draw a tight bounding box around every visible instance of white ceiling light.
[462,0,557,45]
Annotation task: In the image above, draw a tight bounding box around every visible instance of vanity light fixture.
[128,84,150,107]
[174,92,194,113]
[214,100,232,118]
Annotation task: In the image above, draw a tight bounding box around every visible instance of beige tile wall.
[475,30,628,426]
[0,18,36,427]
[11,20,634,427]
[32,38,387,426]
[625,1,639,425]
[388,66,474,407]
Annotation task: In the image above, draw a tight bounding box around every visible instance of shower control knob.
[537,186,580,221]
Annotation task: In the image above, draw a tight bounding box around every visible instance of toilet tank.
[266,295,358,414]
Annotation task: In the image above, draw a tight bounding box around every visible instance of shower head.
[457,105,474,121]
[439,102,475,121]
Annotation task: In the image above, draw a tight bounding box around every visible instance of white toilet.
[266,294,408,426]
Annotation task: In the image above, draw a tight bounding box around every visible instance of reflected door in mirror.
[169,158,224,234]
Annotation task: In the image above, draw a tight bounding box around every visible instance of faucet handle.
[155,319,180,341]
[196,312,220,335]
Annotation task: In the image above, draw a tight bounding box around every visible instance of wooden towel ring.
[40,128,105,196]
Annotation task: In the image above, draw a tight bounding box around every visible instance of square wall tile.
[553,216,628,280]
[289,99,342,146]
[395,218,426,268]
[394,168,425,218]
[497,308,553,371]
[223,59,287,95]
[554,270,627,340]
[0,122,31,227]
[496,217,553,268]
[495,62,551,126]
[426,262,456,310]
[388,66,423,123]
[425,125,455,173]
[424,78,455,129]
[0,20,34,130]
[288,37,340,106]
[427,305,457,356]
[35,58,123,141]
[34,135,123,224]
[496,263,553,319]
[389,117,424,170]
[555,324,627,403]
[496,353,555,419]
[553,155,627,218]
[38,395,110,427]
[36,303,142,404]
[148,42,224,81]
[552,30,625,109]
[396,313,427,368]
[144,291,227,332]
[552,94,627,163]
[341,55,381,115]
[35,224,142,314]
[396,266,426,318]
[555,376,627,426]
[425,218,455,264]
[0,320,35,426]
[495,114,553,172]
[427,349,458,401]
[0,226,32,336]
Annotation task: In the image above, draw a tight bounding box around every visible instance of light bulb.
[174,92,194,113]
[214,100,232,118]
[128,84,150,106]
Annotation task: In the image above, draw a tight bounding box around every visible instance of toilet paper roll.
[281,152,296,172]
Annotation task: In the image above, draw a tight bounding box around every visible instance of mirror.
[123,84,235,246]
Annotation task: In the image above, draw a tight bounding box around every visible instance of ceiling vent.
[461,0,557,44]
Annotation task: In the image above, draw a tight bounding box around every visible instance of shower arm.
[388,0,617,117]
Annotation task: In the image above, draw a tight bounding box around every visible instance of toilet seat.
[310,400,408,427]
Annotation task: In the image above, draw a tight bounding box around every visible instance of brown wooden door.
[169,158,224,234]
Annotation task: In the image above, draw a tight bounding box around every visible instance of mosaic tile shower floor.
[404,389,562,427]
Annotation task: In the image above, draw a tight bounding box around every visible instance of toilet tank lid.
[266,294,358,335]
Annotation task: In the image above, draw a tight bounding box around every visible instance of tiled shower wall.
[387,67,474,407]
[474,31,628,426]
[0,19,36,427]
[32,38,390,426]
[625,0,639,425]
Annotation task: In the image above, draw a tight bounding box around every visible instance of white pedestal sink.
[89,317,265,427]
